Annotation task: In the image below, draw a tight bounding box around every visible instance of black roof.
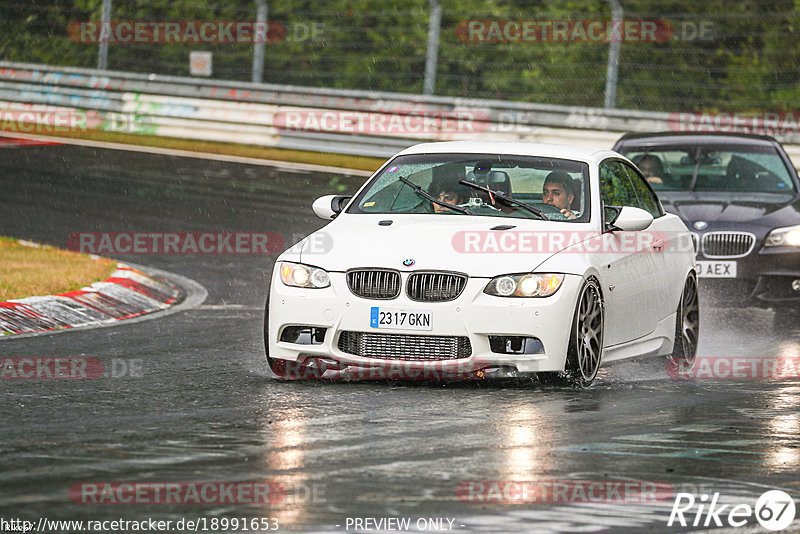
[615,131,780,146]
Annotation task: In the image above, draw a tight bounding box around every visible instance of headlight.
[765,225,800,247]
[484,273,564,297]
[279,262,330,288]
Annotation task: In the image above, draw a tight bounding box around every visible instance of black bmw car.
[613,132,800,314]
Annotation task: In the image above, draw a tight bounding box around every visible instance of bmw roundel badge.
[403,259,415,267]
[693,221,708,230]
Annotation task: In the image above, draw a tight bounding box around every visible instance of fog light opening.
[488,336,544,355]
[279,326,327,345]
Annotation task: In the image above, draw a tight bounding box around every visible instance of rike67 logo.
[668,490,795,531]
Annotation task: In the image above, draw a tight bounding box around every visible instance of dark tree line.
[2,0,799,112]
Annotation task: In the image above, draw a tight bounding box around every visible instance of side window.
[600,160,639,208]
[622,163,663,217]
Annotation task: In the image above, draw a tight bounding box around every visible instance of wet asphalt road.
[0,142,798,533]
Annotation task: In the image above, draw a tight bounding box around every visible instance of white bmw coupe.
[265,142,699,386]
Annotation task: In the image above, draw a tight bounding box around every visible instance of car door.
[598,160,662,346]
[620,161,678,326]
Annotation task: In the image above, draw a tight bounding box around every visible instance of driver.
[636,155,666,185]
[542,171,577,219]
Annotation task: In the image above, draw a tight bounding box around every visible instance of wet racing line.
[0,141,798,533]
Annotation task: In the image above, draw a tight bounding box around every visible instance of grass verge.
[0,237,117,301]
[19,130,386,172]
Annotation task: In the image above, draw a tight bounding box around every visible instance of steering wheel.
[537,202,583,220]
[536,203,565,215]
[519,203,568,218]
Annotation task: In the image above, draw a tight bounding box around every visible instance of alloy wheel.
[675,274,699,363]
[566,280,604,386]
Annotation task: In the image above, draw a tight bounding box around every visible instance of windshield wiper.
[459,180,549,220]
[398,176,475,215]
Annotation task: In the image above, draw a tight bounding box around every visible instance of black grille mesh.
[346,269,400,299]
[702,232,755,258]
[407,272,467,302]
[338,331,472,360]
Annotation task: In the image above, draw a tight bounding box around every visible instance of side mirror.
[610,206,654,232]
[312,195,351,220]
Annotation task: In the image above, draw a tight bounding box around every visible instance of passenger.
[428,179,469,213]
[637,155,666,185]
[542,170,577,219]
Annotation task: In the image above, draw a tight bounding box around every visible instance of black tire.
[670,273,699,364]
[562,278,604,387]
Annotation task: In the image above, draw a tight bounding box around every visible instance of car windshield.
[347,153,590,221]
[619,143,797,193]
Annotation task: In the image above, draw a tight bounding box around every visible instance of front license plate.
[370,307,432,330]
[696,260,737,278]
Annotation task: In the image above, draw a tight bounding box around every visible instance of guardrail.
[1,61,799,162]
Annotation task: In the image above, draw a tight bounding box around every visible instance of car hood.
[659,192,800,227]
[291,214,588,277]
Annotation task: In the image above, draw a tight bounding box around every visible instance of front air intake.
[338,331,472,360]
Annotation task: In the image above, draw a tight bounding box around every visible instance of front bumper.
[698,246,800,307]
[267,269,584,376]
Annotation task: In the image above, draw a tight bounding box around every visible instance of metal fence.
[2,1,800,113]
[3,60,800,165]
[0,60,662,158]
